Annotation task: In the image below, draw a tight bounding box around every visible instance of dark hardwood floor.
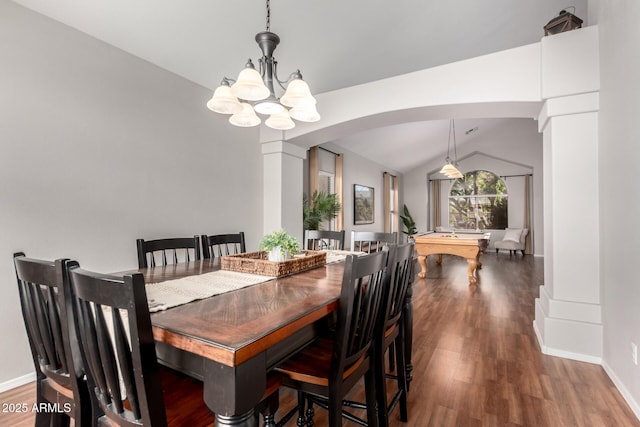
[2,254,638,426]
[276,253,639,426]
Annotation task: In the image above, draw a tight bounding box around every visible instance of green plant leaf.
[400,204,417,235]
[303,190,341,230]
[259,229,300,257]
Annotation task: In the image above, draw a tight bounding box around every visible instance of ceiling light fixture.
[439,120,464,179]
[206,0,319,130]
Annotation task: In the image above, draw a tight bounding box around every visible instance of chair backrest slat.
[78,300,110,405]
[137,236,201,269]
[303,230,345,251]
[29,284,57,367]
[94,304,124,413]
[46,286,67,372]
[201,232,246,258]
[350,231,397,253]
[381,242,415,333]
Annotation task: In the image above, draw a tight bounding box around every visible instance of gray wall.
[591,0,640,414]
[0,2,263,386]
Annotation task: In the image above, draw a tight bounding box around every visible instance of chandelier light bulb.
[207,84,242,114]
[229,102,261,127]
[289,104,320,122]
[230,62,270,101]
[280,78,316,108]
[265,110,295,130]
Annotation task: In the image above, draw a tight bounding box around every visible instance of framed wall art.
[354,184,374,225]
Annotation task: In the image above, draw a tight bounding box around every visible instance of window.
[383,172,399,234]
[449,170,508,230]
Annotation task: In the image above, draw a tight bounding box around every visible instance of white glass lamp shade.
[440,162,457,175]
[206,85,242,114]
[265,110,295,130]
[280,78,316,108]
[230,67,270,101]
[447,168,464,179]
[254,96,285,115]
[289,104,320,122]
[229,103,261,127]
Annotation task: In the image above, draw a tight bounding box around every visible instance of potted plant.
[260,229,301,262]
[400,204,417,239]
[303,190,342,230]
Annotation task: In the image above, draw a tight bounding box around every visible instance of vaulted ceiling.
[12,0,589,171]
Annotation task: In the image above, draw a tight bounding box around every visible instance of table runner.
[323,250,366,264]
[146,270,274,312]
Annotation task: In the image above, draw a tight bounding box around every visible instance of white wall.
[0,2,263,387]
[591,0,640,418]
[404,118,543,255]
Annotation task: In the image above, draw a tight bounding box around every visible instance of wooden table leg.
[418,255,427,279]
[466,258,478,285]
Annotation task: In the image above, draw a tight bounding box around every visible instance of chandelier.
[206,0,319,130]
[439,120,464,179]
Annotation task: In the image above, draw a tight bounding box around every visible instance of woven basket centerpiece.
[221,250,326,278]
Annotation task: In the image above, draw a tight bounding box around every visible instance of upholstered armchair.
[495,228,529,255]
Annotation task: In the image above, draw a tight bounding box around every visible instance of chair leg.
[296,391,307,427]
[305,395,314,427]
[375,345,389,427]
[365,368,379,427]
[395,338,409,422]
[495,248,499,254]
[328,386,343,427]
[521,249,525,256]
[258,389,279,427]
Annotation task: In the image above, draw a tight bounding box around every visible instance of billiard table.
[413,231,491,284]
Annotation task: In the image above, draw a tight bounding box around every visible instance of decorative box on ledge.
[221,251,326,278]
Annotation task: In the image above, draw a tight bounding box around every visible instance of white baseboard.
[534,321,640,422]
[532,320,602,364]
[602,360,640,422]
[0,372,36,393]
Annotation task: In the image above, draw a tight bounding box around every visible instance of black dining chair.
[351,231,397,253]
[314,243,415,427]
[13,252,92,427]
[66,263,281,426]
[136,236,201,268]
[275,250,390,427]
[201,232,246,258]
[303,229,346,251]
[374,241,415,426]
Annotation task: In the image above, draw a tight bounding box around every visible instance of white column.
[262,140,307,243]
[534,26,602,363]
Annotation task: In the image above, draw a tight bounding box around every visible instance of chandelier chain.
[266,0,271,32]
[452,120,458,163]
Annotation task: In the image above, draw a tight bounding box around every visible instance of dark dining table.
[125,256,414,427]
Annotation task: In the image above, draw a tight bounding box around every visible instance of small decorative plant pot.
[268,246,290,262]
